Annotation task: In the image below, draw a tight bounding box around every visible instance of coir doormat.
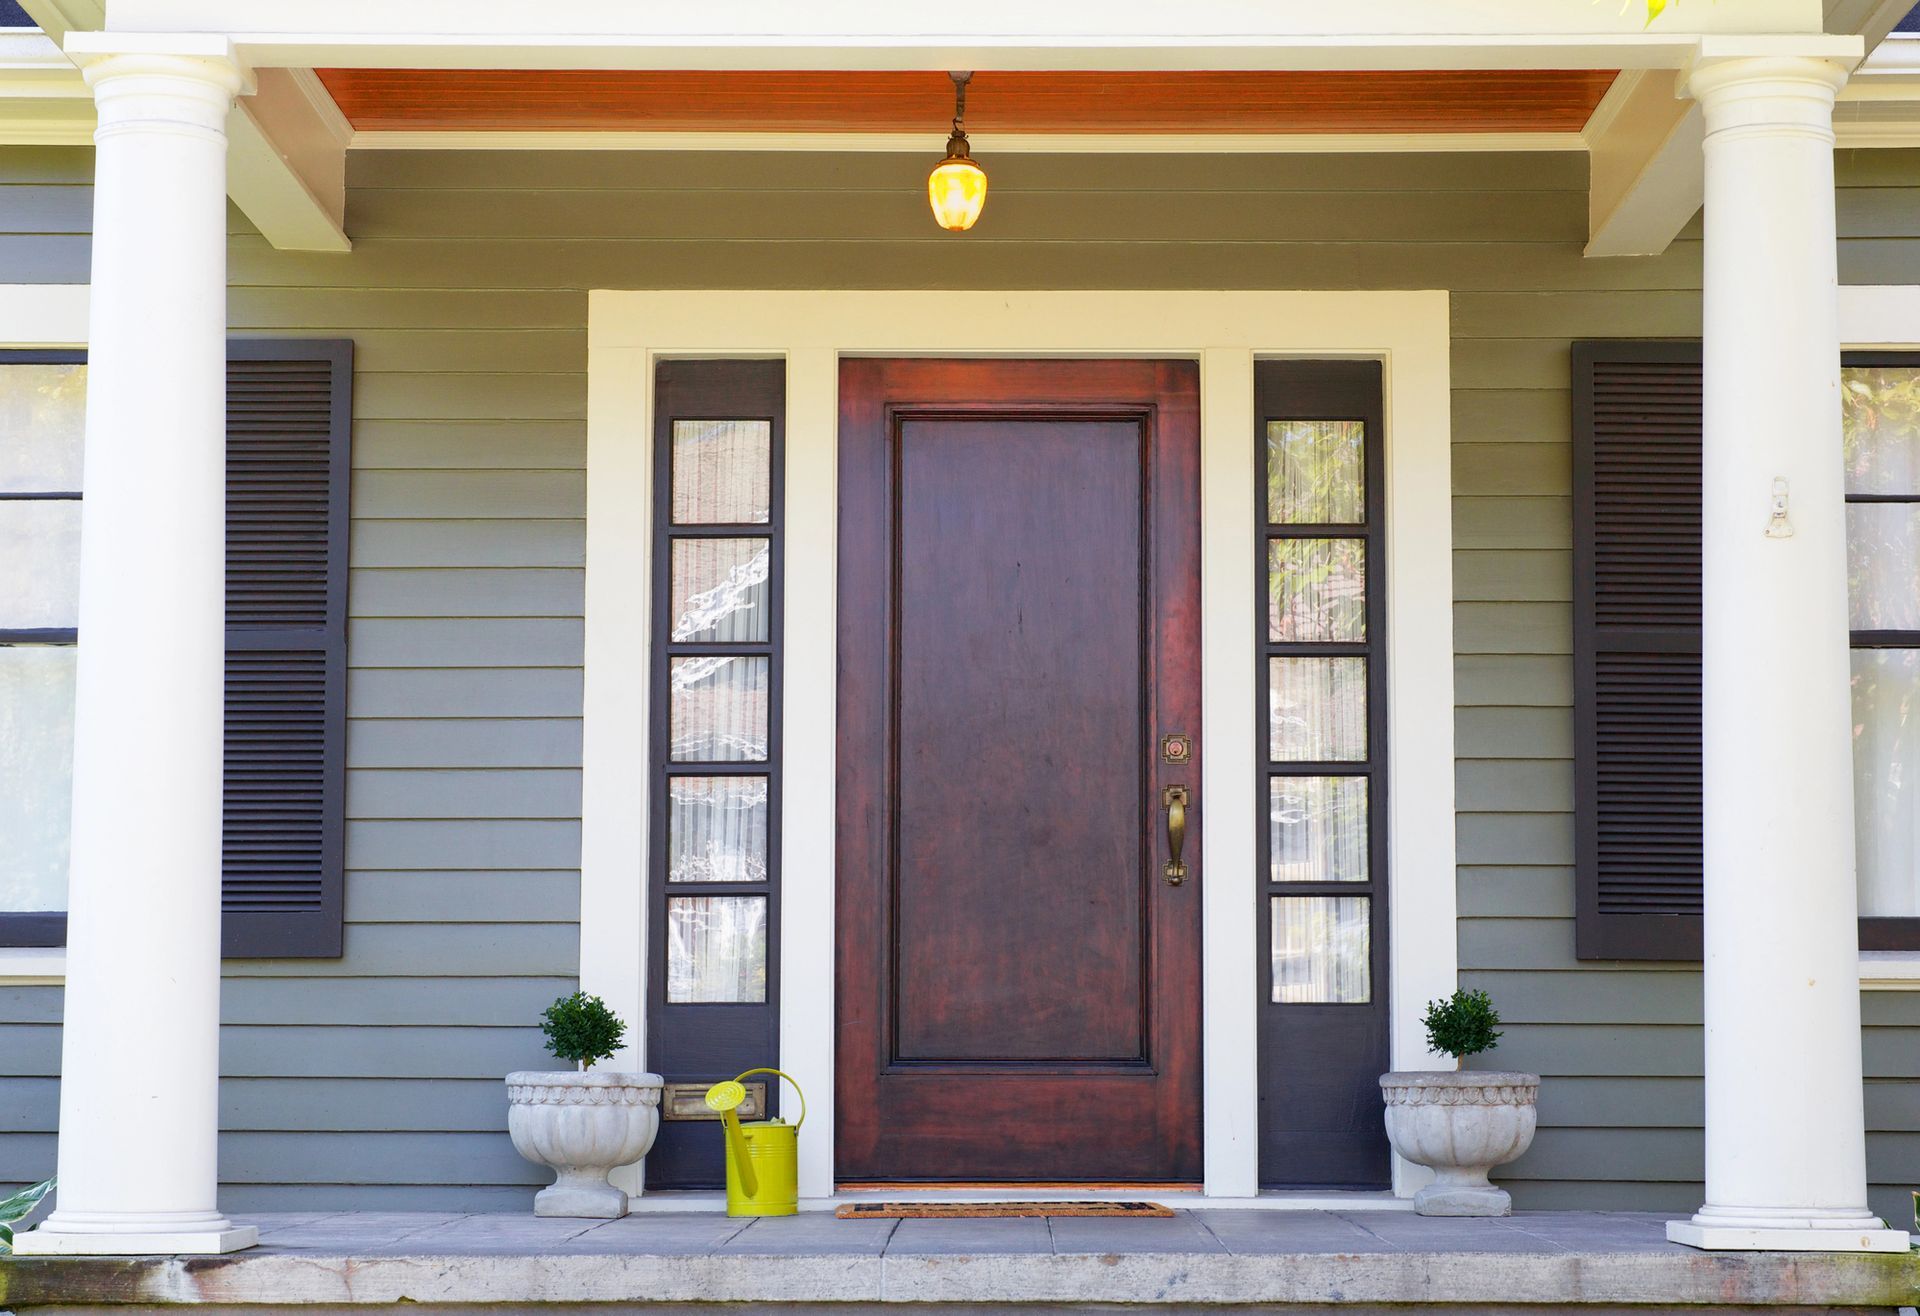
[835,1201,1175,1219]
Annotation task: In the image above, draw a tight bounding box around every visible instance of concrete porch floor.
[4,1209,1918,1313]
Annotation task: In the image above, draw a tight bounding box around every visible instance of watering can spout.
[705,1068,806,1217]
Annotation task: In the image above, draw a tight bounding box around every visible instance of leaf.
[0,1177,56,1252]
[1647,0,1669,21]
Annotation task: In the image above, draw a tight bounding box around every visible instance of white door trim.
[582,290,1458,1199]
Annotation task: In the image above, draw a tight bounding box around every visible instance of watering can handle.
[732,1067,806,1130]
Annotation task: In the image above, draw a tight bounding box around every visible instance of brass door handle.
[1162,784,1190,885]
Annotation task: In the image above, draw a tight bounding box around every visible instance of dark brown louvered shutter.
[1572,342,1703,961]
[222,341,351,958]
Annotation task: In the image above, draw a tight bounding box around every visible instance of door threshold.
[628,1187,1414,1214]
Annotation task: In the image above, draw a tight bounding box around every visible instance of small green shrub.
[540,992,627,1070]
[1422,989,1503,1063]
[0,1177,54,1253]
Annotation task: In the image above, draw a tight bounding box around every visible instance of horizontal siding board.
[1452,390,1570,446]
[220,1078,522,1131]
[346,871,580,924]
[347,718,582,769]
[1462,969,1702,1025]
[223,977,578,1026]
[350,569,583,620]
[0,185,93,234]
[1458,812,1574,866]
[1456,707,1574,759]
[353,373,583,422]
[347,768,583,820]
[1453,496,1570,549]
[351,520,585,569]
[219,1026,553,1080]
[346,186,1586,244]
[346,618,583,667]
[1458,867,1575,919]
[1456,759,1573,812]
[346,329,585,374]
[351,420,585,470]
[1485,1024,1703,1078]
[345,819,580,869]
[231,288,587,331]
[217,1130,544,1184]
[1453,551,1572,604]
[347,668,583,719]
[222,923,578,979]
[1452,444,1572,498]
[1455,602,1571,655]
[1455,654,1573,707]
[1505,1128,1700,1183]
[352,471,585,520]
[1451,291,1701,340]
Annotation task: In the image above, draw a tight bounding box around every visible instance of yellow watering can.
[705,1068,806,1217]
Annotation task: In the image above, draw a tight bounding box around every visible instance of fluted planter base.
[1380,1071,1539,1217]
[506,1071,663,1218]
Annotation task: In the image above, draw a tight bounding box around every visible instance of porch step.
[4,1210,1915,1312]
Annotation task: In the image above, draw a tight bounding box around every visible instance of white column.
[15,37,256,1257]
[1670,50,1906,1255]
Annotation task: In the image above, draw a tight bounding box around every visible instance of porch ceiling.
[311,68,1622,135]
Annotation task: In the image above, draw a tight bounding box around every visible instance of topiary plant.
[1422,988,1503,1067]
[540,991,627,1071]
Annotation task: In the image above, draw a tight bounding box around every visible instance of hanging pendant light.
[928,71,987,232]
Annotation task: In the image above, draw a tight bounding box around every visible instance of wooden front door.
[836,359,1203,1183]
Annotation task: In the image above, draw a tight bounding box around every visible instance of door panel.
[836,358,1202,1183]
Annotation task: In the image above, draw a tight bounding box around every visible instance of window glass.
[0,362,85,492]
[0,646,74,913]
[1852,648,1920,918]
[1268,538,1365,643]
[670,538,771,643]
[1266,420,1364,525]
[666,895,768,1002]
[1270,895,1370,1003]
[668,775,769,883]
[669,655,770,762]
[0,501,81,629]
[671,420,771,524]
[1270,776,1368,883]
[1269,656,1367,762]
[1843,367,1920,496]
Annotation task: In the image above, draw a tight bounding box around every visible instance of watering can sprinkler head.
[705,1080,748,1115]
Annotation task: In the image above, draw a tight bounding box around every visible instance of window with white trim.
[1843,354,1920,952]
[0,351,84,947]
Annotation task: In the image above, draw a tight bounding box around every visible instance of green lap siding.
[1,141,1916,1218]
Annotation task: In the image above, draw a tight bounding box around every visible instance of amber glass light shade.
[928,152,987,231]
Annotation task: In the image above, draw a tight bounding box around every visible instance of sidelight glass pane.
[1270,776,1369,883]
[669,655,769,762]
[0,362,86,493]
[672,420,771,524]
[671,537,772,643]
[1266,420,1364,525]
[667,895,768,1002]
[668,775,769,884]
[1270,656,1367,762]
[0,646,74,913]
[1847,504,1920,632]
[1271,895,1370,1003]
[0,500,80,629]
[1842,366,1920,495]
[1852,648,1920,918]
[1268,538,1366,642]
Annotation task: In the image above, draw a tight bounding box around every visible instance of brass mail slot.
[661,1080,766,1121]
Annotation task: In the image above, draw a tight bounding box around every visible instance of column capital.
[1683,41,1858,142]
[65,33,250,142]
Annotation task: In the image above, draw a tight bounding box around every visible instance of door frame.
[582,290,1458,1200]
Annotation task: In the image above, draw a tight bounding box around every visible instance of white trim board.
[582,290,1459,1200]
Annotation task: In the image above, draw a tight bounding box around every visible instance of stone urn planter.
[1379,1070,1540,1216]
[506,1070,663,1218]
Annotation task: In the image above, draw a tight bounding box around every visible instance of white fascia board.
[226,67,351,253]
[101,0,1828,71]
[0,29,93,144]
[18,0,104,46]
[1584,68,1705,258]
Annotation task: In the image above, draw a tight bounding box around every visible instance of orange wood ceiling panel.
[314,69,1619,135]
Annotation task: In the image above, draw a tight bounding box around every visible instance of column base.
[13,1221,257,1255]
[1668,1217,1909,1254]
